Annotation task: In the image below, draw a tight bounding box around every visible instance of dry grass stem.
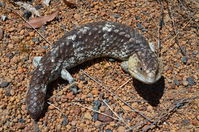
[72,102,119,121]
[80,69,152,122]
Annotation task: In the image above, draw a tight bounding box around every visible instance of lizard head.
[127,52,162,84]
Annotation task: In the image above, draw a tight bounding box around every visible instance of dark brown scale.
[27,21,155,120]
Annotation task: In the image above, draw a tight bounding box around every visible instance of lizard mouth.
[129,71,161,84]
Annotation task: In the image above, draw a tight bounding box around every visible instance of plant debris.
[23,11,58,28]
[0,0,198,131]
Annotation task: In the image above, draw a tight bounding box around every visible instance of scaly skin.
[26,21,161,120]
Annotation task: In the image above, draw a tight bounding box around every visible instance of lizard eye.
[139,67,143,71]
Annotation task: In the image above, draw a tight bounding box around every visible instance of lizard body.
[26,21,161,120]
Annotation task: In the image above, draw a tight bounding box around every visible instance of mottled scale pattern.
[26,21,158,120]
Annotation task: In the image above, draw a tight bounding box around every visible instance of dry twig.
[102,99,131,129]
[72,102,119,121]
[166,1,186,56]
[80,69,153,122]
[6,7,53,46]
[142,96,199,131]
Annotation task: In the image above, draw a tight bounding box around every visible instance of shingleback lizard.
[26,21,162,120]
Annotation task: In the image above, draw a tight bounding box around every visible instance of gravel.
[0,81,10,88]
[61,115,68,126]
[0,2,4,7]
[23,10,32,20]
[181,56,188,64]
[174,79,180,86]
[1,15,7,21]
[1,0,198,131]
[186,77,196,86]
[105,129,112,132]
[93,100,101,111]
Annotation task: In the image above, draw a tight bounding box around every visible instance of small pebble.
[17,123,25,129]
[23,10,32,19]
[100,106,106,112]
[0,2,4,7]
[66,92,75,99]
[136,23,143,29]
[135,16,140,20]
[21,105,26,111]
[181,119,190,126]
[109,122,115,127]
[193,51,198,55]
[84,112,92,120]
[94,121,102,127]
[71,121,76,126]
[182,80,188,86]
[192,120,199,126]
[0,81,10,88]
[73,106,81,115]
[93,113,98,121]
[97,110,113,122]
[181,56,188,64]
[32,37,40,43]
[117,126,125,132]
[146,105,153,111]
[105,129,112,132]
[173,79,180,86]
[43,45,49,49]
[79,75,86,81]
[181,46,186,55]
[91,88,99,95]
[175,63,180,67]
[18,119,25,123]
[196,115,199,121]
[111,13,122,19]
[66,125,72,129]
[29,32,35,37]
[74,14,81,20]
[186,77,195,86]
[6,53,14,59]
[22,56,29,62]
[137,23,147,32]
[79,123,86,127]
[60,24,67,30]
[79,75,88,84]
[1,15,7,21]
[93,100,101,111]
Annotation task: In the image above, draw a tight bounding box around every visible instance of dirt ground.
[0,0,198,131]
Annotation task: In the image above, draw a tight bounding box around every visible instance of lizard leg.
[33,56,42,67]
[61,69,79,94]
[33,56,79,94]
[61,69,75,84]
[121,61,129,73]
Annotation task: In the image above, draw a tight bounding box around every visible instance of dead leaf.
[24,11,58,28]
[0,28,3,40]
[63,0,77,8]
